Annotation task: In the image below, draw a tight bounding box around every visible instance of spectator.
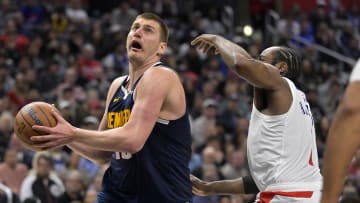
[220,150,249,180]
[66,0,89,25]
[0,148,28,195]
[0,112,14,160]
[77,43,102,84]
[0,19,29,55]
[110,1,138,31]
[192,98,218,148]
[19,152,65,203]
[56,169,85,203]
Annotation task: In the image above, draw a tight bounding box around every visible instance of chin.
[128,54,143,63]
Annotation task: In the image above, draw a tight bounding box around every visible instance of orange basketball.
[13,101,57,151]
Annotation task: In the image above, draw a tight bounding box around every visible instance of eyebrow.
[132,22,156,31]
[143,24,155,31]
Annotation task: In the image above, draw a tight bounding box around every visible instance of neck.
[7,163,16,169]
[128,58,159,88]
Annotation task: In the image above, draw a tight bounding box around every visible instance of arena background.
[0,0,359,202]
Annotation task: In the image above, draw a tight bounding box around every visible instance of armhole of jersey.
[131,62,164,102]
[108,76,128,106]
[252,78,297,119]
[284,78,297,114]
[350,59,360,82]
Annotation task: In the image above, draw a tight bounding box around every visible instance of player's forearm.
[72,121,144,153]
[67,141,112,165]
[322,98,360,201]
[213,36,282,89]
[213,36,252,71]
[204,178,245,195]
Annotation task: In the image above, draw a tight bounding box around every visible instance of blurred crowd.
[0,0,359,202]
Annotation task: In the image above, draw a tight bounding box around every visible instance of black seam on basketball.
[14,117,29,144]
[36,104,52,127]
[19,111,43,136]
[17,113,35,145]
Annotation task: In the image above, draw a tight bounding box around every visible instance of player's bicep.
[123,69,171,148]
[235,57,285,90]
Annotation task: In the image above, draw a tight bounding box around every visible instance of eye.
[143,27,154,33]
[131,24,139,30]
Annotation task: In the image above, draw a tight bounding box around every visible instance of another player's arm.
[191,174,258,196]
[321,81,360,203]
[65,77,126,165]
[191,34,286,90]
[33,68,171,153]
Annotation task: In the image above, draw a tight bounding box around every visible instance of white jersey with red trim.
[350,59,360,82]
[247,78,323,192]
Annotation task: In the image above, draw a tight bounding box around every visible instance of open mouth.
[130,41,142,51]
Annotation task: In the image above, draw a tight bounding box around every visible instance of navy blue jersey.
[100,63,192,203]
[100,75,138,203]
[136,114,192,202]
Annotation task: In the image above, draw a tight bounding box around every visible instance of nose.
[133,27,142,38]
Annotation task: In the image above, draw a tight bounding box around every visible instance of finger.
[51,109,65,122]
[32,137,67,149]
[203,44,213,53]
[190,174,197,181]
[192,187,205,196]
[31,135,56,142]
[32,125,52,134]
[190,38,199,46]
[197,42,209,52]
[191,40,202,48]
[190,36,203,46]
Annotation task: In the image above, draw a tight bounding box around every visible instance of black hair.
[37,153,53,167]
[271,47,301,81]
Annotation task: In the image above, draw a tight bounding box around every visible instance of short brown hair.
[136,12,169,43]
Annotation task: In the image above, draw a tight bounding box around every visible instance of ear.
[278,61,289,76]
[157,42,167,56]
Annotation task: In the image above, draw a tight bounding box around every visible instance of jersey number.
[115,152,132,159]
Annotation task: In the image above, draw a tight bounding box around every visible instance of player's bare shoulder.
[143,65,181,84]
[106,76,128,101]
[111,75,128,86]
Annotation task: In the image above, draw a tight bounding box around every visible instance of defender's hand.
[191,34,219,54]
[190,174,210,196]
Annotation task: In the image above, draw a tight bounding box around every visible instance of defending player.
[190,34,323,202]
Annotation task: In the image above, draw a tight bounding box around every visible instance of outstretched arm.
[191,34,284,90]
[321,81,360,203]
[190,174,258,196]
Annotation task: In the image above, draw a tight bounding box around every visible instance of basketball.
[13,101,58,151]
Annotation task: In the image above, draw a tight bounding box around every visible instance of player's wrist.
[206,181,221,195]
[71,127,82,141]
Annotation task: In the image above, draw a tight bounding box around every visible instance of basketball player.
[320,59,360,203]
[31,13,192,203]
[190,34,323,202]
